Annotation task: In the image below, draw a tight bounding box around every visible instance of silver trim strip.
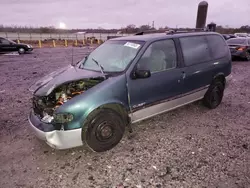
[28,117,83,150]
[129,88,208,123]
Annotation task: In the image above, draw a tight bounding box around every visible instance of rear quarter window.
[206,35,229,59]
[179,35,212,66]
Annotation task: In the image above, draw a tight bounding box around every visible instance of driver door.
[127,39,184,120]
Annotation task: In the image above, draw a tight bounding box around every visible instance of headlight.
[53,113,74,123]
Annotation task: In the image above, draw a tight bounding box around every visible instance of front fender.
[82,100,129,124]
[55,74,129,130]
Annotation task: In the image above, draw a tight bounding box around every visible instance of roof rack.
[134,28,209,35]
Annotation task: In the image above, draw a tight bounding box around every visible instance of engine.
[32,78,102,119]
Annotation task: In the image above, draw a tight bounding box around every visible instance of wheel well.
[88,103,130,125]
[213,75,225,87]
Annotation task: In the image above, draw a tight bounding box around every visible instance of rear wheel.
[83,109,125,152]
[18,48,25,54]
[203,80,225,109]
[245,51,250,61]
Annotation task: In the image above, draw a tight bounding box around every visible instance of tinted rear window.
[179,35,211,66]
[227,38,247,45]
[206,35,229,59]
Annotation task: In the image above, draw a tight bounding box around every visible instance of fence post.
[53,40,56,47]
[38,40,42,48]
[17,33,20,43]
[65,39,68,47]
[5,32,8,39]
[29,33,32,40]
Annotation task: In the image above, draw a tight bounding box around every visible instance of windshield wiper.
[92,58,106,79]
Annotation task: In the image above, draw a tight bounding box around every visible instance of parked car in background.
[0,37,33,54]
[28,31,232,152]
[222,34,236,40]
[234,33,248,38]
[227,37,250,61]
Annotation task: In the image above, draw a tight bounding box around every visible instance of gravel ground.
[0,48,250,188]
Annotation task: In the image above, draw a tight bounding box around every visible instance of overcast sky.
[1,0,249,29]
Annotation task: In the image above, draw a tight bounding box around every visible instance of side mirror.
[132,69,151,79]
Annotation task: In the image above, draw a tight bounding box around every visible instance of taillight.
[236,46,247,51]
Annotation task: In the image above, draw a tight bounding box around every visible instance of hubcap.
[96,121,113,141]
[246,52,250,61]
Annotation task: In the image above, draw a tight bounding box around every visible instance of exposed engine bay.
[32,78,103,120]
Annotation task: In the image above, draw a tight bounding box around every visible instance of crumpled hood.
[29,65,105,96]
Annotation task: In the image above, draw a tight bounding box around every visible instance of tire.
[83,109,125,152]
[18,48,25,54]
[203,80,225,109]
[245,51,250,61]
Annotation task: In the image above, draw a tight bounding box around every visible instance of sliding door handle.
[182,71,186,79]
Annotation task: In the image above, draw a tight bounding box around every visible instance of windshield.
[79,40,144,72]
[227,38,247,45]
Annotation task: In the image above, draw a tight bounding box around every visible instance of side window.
[137,39,177,73]
[1,39,10,45]
[206,35,229,59]
[180,36,211,66]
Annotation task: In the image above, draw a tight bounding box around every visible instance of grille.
[32,96,45,118]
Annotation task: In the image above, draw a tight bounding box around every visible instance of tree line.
[0,24,249,34]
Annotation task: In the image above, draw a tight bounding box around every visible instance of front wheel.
[18,48,25,54]
[203,80,225,109]
[83,109,125,152]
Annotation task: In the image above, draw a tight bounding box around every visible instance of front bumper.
[28,110,83,149]
[26,48,33,52]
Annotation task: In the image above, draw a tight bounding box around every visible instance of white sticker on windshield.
[124,42,140,49]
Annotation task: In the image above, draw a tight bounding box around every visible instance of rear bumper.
[28,110,83,149]
[231,51,247,58]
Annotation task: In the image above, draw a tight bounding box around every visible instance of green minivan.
[28,31,231,152]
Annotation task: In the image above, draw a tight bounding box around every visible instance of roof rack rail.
[134,29,166,35]
[134,28,209,35]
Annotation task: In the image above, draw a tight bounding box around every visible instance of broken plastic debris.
[152,166,157,170]
[191,152,195,155]
[107,165,111,169]
[125,178,130,181]
[198,148,203,152]
[0,90,5,93]
[71,152,75,155]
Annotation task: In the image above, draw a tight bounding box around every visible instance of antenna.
[71,46,74,65]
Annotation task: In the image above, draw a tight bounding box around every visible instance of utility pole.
[152,21,155,28]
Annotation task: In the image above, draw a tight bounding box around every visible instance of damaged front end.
[32,78,104,125]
